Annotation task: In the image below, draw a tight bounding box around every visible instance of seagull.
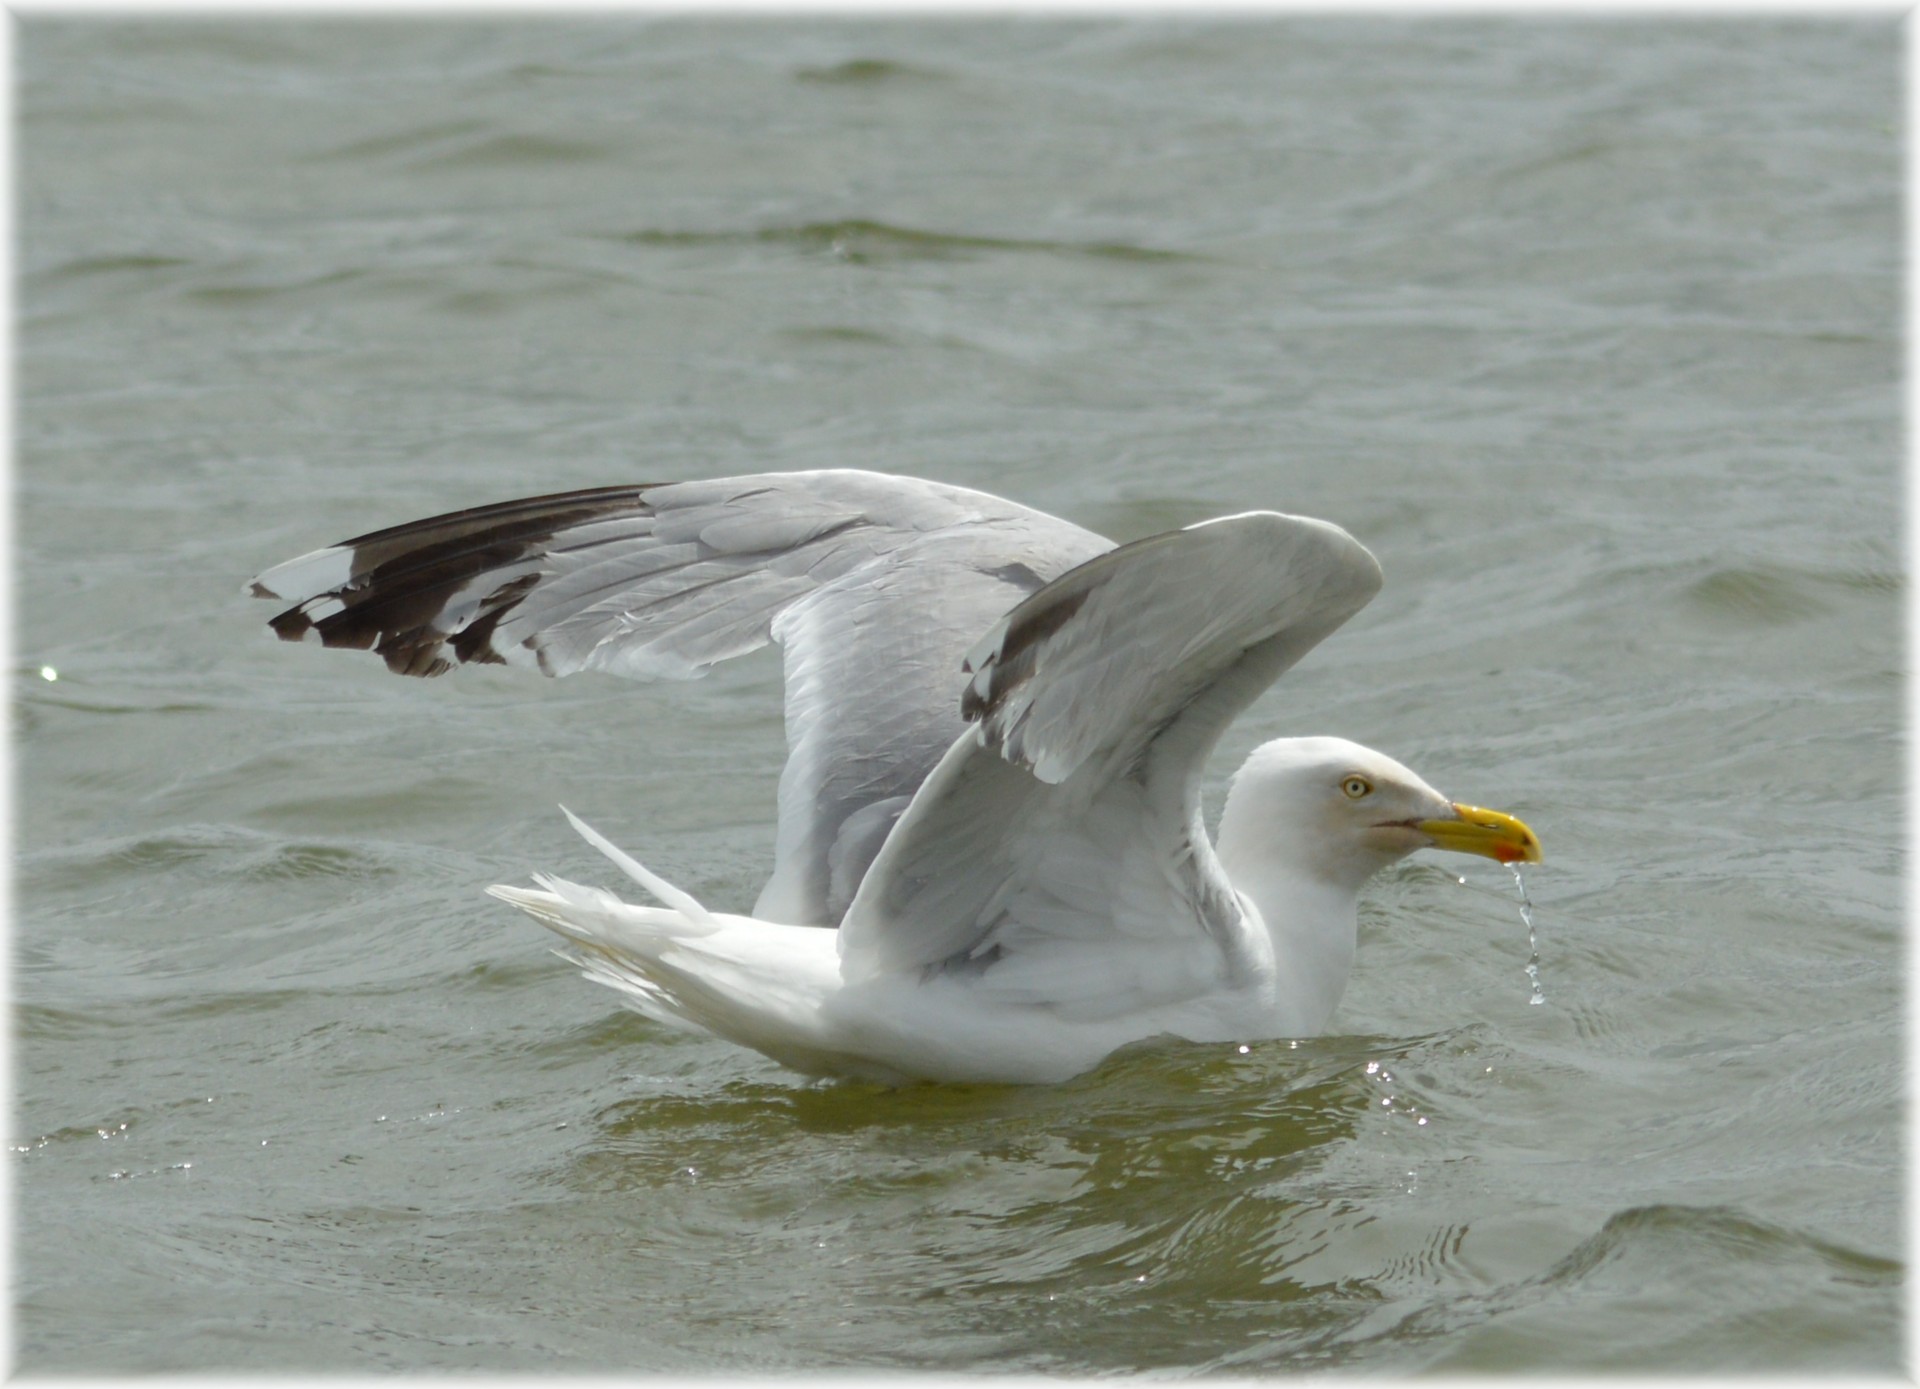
[249,469,1540,1084]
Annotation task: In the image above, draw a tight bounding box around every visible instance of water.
[14,15,1902,1375]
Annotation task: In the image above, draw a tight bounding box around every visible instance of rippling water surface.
[14,16,1902,1374]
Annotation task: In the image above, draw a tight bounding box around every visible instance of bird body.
[251,470,1540,1084]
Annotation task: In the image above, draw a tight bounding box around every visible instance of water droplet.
[1510,864,1545,1005]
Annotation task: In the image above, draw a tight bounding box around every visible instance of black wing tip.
[268,598,452,672]
[328,483,668,553]
[382,641,456,678]
[268,609,314,642]
[251,485,672,680]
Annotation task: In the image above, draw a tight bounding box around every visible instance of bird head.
[1221,736,1541,892]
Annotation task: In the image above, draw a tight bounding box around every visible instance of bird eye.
[1342,776,1372,799]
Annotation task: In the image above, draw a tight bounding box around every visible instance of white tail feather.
[486,878,705,1031]
[555,804,718,930]
[489,815,849,1072]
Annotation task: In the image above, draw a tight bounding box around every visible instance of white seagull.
[250,470,1540,1084]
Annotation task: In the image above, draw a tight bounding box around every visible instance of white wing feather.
[836,511,1383,1020]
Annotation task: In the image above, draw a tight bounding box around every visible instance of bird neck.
[1216,789,1362,1035]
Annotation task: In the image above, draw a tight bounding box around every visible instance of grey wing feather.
[836,511,1382,1013]
[754,524,1108,925]
[249,469,1110,925]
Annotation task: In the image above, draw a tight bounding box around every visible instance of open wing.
[249,469,1110,925]
[836,512,1383,1021]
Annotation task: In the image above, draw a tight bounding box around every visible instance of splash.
[1511,864,1544,1005]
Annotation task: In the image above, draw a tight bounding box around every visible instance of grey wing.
[248,469,1110,925]
[835,512,1383,1019]
[755,523,1115,925]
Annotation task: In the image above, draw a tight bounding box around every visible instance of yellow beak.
[1416,802,1543,865]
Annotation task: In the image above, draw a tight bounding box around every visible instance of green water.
[14,16,1903,1373]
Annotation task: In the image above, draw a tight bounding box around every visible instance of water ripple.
[615,218,1197,266]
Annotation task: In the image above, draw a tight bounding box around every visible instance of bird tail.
[487,806,727,1033]
[488,809,841,1060]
